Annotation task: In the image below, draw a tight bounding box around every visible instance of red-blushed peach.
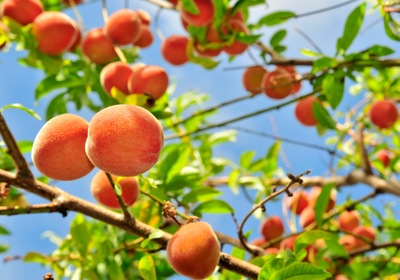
[353,226,375,248]
[128,65,169,100]
[242,66,267,94]
[178,0,215,27]
[130,62,146,74]
[161,35,189,66]
[0,0,43,26]
[222,8,245,35]
[369,99,398,129]
[90,170,140,209]
[338,210,360,232]
[308,186,336,212]
[81,28,117,64]
[260,215,285,241]
[299,205,315,228]
[137,9,151,25]
[223,40,248,56]
[100,61,133,95]
[62,0,83,5]
[31,11,79,56]
[281,235,298,251]
[32,114,94,181]
[339,234,357,252]
[105,9,141,46]
[376,149,391,167]
[295,96,321,126]
[167,221,220,279]
[85,105,164,176]
[168,0,178,6]
[133,25,154,48]
[287,190,309,215]
[68,28,81,52]
[276,65,301,94]
[262,68,293,99]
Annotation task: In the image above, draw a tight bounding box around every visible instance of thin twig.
[0,202,68,217]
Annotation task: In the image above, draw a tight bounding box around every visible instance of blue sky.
[1,0,398,279]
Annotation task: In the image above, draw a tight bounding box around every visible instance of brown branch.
[0,202,68,217]
[383,6,400,13]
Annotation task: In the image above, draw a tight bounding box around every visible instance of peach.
[81,28,117,64]
[85,105,164,176]
[369,99,398,129]
[222,8,245,34]
[32,114,94,181]
[281,235,298,251]
[90,170,140,209]
[31,12,79,56]
[128,65,169,100]
[299,205,315,228]
[338,210,360,232]
[167,221,220,279]
[0,0,43,26]
[376,149,391,167]
[68,28,81,52]
[295,96,320,126]
[339,234,357,251]
[100,61,133,96]
[335,274,350,280]
[194,26,223,57]
[62,0,83,5]
[105,9,141,46]
[260,215,285,241]
[265,247,280,254]
[277,65,301,94]
[251,238,266,248]
[137,9,151,25]
[179,0,215,27]
[168,0,178,5]
[242,66,267,94]
[308,186,336,212]
[353,226,375,248]
[287,190,309,215]
[223,40,248,55]
[262,68,293,99]
[133,25,154,48]
[161,35,189,66]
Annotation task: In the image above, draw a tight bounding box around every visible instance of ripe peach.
[339,234,357,251]
[130,62,146,74]
[81,28,117,64]
[128,65,169,100]
[287,190,309,215]
[277,65,301,94]
[137,9,151,25]
[161,35,189,66]
[242,66,267,94]
[0,0,43,26]
[105,9,141,46]
[299,205,315,228]
[32,114,94,181]
[168,0,178,5]
[167,221,220,279]
[90,170,140,209]
[251,237,266,248]
[265,247,280,254]
[295,96,320,126]
[281,235,298,251]
[85,105,164,176]
[262,68,293,99]
[260,215,285,241]
[353,226,375,248]
[335,274,350,280]
[133,25,153,48]
[179,0,215,27]
[100,61,133,95]
[32,12,79,56]
[369,99,398,129]
[308,186,336,212]
[68,28,81,52]
[222,8,245,34]
[338,210,360,232]
[223,40,248,56]
[376,149,391,167]
[62,0,83,5]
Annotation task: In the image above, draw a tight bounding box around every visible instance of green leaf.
[17,140,33,154]
[35,74,84,100]
[257,11,297,27]
[294,230,337,255]
[0,225,10,235]
[70,214,90,258]
[148,229,165,240]
[263,142,281,176]
[300,49,322,57]
[192,199,235,217]
[314,184,334,227]
[0,244,9,253]
[23,252,48,264]
[0,103,41,120]
[321,73,344,109]
[270,30,287,47]
[336,3,366,54]
[139,255,157,280]
[240,150,256,170]
[180,0,199,14]
[209,130,237,145]
[270,262,331,280]
[363,45,394,57]
[383,13,400,41]
[181,188,222,205]
[312,102,336,130]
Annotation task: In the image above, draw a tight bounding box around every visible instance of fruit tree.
[1,0,400,279]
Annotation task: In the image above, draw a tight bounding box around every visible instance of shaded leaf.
[312,103,336,130]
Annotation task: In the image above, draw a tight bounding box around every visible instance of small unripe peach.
[242,66,267,94]
[179,0,215,27]
[369,99,398,129]
[85,105,164,176]
[128,65,169,100]
[105,9,141,46]
[100,61,133,95]
[287,190,309,215]
[0,0,43,26]
[338,210,360,232]
[161,35,189,66]
[32,114,94,181]
[295,96,320,126]
[167,221,220,279]
[90,170,140,209]
[81,28,117,64]
[260,215,285,241]
[32,12,79,56]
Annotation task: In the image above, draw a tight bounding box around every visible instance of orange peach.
[369,99,398,129]
[105,9,141,46]
[353,226,375,248]
[0,0,43,26]
[308,187,336,212]
[128,65,169,100]
[133,25,154,48]
[262,68,293,99]
[137,9,151,25]
[338,210,360,232]
[242,66,267,94]
[287,190,309,215]
[277,65,301,94]
[85,105,164,176]
[161,35,189,66]
[295,96,320,126]
[100,61,133,95]
[299,205,315,228]
[32,114,94,181]
[167,221,220,279]
[90,170,140,209]
[179,0,215,27]
[32,11,79,56]
[81,28,117,64]
[260,215,285,241]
